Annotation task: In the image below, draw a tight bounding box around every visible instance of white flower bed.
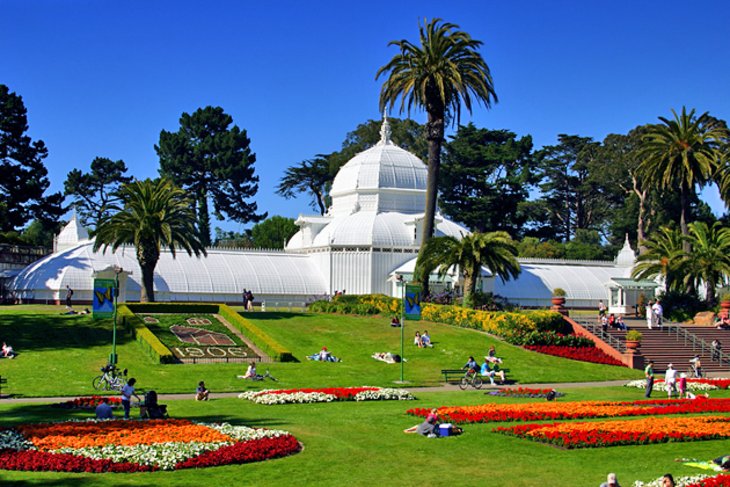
[624,379,719,392]
[239,387,414,405]
[0,429,36,451]
[633,474,712,486]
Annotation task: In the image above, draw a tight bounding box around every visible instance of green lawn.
[0,305,726,486]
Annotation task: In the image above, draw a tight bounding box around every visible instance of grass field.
[0,305,727,486]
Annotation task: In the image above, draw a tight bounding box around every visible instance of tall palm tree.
[414,231,520,307]
[637,107,728,251]
[683,221,730,304]
[631,226,686,292]
[377,18,497,293]
[94,178,207,302]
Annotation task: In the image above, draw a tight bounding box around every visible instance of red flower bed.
[524,345,625,366]
[688,475,730,487]
[51,396,122,410]
[494,415,730,449]
[261,387,378,399]
[407,398,730,424]
[0,449,155,473]
[176,435,301,469]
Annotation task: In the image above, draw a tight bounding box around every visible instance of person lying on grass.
[307,347,341,362]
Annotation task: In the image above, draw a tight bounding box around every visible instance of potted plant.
[551,288,567,306]
[625,330,642,352]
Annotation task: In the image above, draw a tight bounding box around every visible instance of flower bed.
[687,475,730,487]
[625,378,730,392]
[0,419,300,472]
[494,415,730,448]
[524,345,625,366]
[407,398,730,424]
[487,387,565,399]
[239,386,414,405]
[634,474,715,487]
[50,396,122,410]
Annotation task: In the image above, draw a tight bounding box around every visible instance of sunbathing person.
[1,342,15,359]
[307,347,341,362]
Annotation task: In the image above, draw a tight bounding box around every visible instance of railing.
[660,323,728,366]
[573,318,627,353]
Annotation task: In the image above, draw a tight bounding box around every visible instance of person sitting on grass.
[238,361,257,379]
[195,381,209,401]
[95,397,114,420]
[307,347,341,362]
[414,331,423,348]
[420,330,433,348]
[404,408,440,437]
[1,342,15,359]
[390,316,401,327]
[480,357,506,385]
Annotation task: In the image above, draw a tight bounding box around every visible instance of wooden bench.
[441,368,511,384]
[0,376,7,397]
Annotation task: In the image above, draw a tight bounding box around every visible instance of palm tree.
[683,221,730,304]
[631,226,686,292]
[637,107,728,250]
[94,178,207,302]
[414,231,520,307]
[377,18,497,293]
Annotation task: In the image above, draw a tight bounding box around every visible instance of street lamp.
[110,266,123,366]
[396,274,405,383]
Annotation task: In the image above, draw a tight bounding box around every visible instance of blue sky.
[3,1,729,233]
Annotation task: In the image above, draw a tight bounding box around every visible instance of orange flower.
[18,419,231,450]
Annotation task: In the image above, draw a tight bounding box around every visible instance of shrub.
[218,305,294,362]
[552,288,566,297]
[659,290,703,322]
[118,305,175,364]
[511,330,594,347]
[625,330,643,341]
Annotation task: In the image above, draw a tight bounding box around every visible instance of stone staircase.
[602,318,729,373]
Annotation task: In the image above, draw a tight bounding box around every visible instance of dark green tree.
[0,84,64,232]
[214,228,254,248]
[516,237,565,259]
[533,135,609,242]
[276,156,331,215]
[440,124,534,237]
[251,216,298,249]
[156,106,266,246]
[377,18,498,294]
[63,157,133,231]
[94,178,206,302]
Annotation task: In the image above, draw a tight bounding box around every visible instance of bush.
[552,288,566,297]
[659,290,703,322]
[510,330,594,347]
[118,305,175,364]
[308,294,400,316]
[625,330,643,341]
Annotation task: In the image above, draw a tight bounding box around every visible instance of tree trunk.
[679,184,690,251]
[631,175,648,254]
[198,192,211,248]
[137,243,160,303]
[462,269,476,308]
[421,112,445,296]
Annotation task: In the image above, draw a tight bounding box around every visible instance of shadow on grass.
[240,312,307,321]
[0,313,131,351]
[4,480,101,486]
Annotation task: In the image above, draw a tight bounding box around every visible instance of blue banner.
[404,284,422,320]
[92,278,116,318]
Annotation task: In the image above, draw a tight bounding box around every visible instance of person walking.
[646,300,654,329]
[664,364,677,398]
[652,299,664,328]
[65,285,74,310]
[712,340,722,362]
[644,360,655,398]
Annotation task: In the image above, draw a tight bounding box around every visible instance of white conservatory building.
[9,116,654,311]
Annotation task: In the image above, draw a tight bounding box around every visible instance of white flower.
[0,429,36,451]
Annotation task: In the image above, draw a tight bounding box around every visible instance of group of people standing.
[644,357,707,399]
[241,289,255,311]
[645,299,664,329]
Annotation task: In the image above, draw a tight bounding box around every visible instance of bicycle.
[92,364,128,391]
[458,370,483,390]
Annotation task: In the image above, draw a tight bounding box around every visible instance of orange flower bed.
[495,415,730,448]
[17,419,231,450]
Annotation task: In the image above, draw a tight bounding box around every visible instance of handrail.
[573,319,626,353]
[660,323,728,366]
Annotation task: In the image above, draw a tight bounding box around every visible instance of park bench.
[0,376,7,397]
[441,368,511,384]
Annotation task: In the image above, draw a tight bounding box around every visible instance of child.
[195,381,209,401]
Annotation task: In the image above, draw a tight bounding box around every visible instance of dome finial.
[379,110,392,145]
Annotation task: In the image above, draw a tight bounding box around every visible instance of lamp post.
[110,266,122,366]
[397,274,405,383]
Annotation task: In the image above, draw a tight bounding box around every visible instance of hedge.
[218,304,294,362]
[118,305,175,364]
[308,294,401,316]
[122,302,294,363]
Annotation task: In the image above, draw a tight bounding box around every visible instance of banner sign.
[404,284,422,320]
[92,278,116,318]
